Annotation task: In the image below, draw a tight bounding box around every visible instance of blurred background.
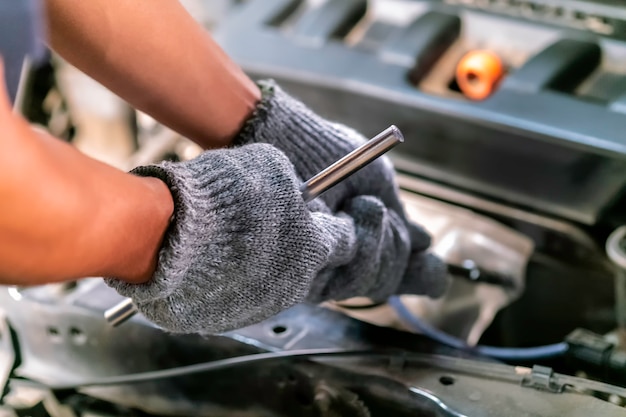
[4,1,626,416]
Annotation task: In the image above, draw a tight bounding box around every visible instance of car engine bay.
[2,0,626,416]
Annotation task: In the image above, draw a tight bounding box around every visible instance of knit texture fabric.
[106,81,448,334]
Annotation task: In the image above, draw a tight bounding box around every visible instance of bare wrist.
[108,176,174,284]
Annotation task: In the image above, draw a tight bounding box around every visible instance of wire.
[16,299,565,391]
[37,349,381,390]
[388,296,568,361]
[11,350,497,417]
[11,348,626,414]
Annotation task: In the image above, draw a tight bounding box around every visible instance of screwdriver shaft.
[300,125,403,202]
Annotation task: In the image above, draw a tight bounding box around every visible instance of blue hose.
[388,296,568,360]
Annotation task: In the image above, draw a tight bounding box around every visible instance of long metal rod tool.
[104,125,404,327]
[300,125,403,202]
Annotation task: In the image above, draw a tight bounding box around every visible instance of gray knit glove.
[235,80,448,299]
[106,144,424,334]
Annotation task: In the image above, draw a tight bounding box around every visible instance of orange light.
[456,50,505,101]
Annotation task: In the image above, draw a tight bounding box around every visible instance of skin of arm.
[0,63,174,286]
[0,0,262,286]
[45,0,261,149]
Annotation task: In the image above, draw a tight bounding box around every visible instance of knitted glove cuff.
[235,79,355,161]
[106,154,248,302]
[233,80,367,204]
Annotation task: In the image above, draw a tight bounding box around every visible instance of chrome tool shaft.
[105,298,138,327]
[300,125,403,202]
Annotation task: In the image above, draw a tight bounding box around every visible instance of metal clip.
[521,365,566,393]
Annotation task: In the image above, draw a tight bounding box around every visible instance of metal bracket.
[522,365,566,393]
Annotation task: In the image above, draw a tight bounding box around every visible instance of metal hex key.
[105,125,404,327]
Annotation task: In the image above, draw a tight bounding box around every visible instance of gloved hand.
[235,80,448,299]
[105,142,444,334]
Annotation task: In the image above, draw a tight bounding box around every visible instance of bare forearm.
[45,0,260,148]
[0,115,173,285]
